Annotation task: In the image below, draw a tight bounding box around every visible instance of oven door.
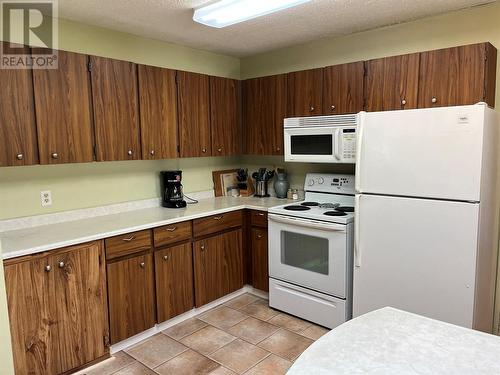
[268,213,347,298]
[284,127,338,163]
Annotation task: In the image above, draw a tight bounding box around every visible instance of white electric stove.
[268,173,355,329]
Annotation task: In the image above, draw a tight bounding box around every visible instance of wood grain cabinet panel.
[0,43,38,167]
[251,227,268,292]
[287,68,323,117]
[154,221,192,248]
[32,49,95,164]
[323,62,364,114]
[138,65,178,159]
[105,229,152,260]
[177,71,211,157]
[4,241,108,375]
[50,242,108,374]
[210,76,241,156]
[193,229,243,307]
[155,243,194,322]
[365,53,420,111]
[107,253,155,344]
[418,43,497,108]
[242,74,286,155]
[193,210,243,238]
[90,56,141,161]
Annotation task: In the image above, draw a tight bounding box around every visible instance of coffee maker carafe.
[161,171,187,208]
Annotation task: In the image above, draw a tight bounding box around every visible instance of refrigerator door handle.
[355,112,365,192]
[354,194,361,267]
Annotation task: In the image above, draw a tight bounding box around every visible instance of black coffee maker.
[160,171,187,208]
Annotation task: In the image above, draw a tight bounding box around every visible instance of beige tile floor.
[75,293,330,375]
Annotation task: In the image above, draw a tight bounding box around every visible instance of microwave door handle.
[334,129,342,160]
[269,214,346,232]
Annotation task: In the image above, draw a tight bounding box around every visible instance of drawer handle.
[139,262,145,268]
[213,216,223,221]
[165,227,177,232]
[122,236,135,242]
[257,213,265,216]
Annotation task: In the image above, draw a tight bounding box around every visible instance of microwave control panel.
[341,128,356,162]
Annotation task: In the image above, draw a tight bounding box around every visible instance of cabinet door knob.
[58,261,65,268]
[165,227,177,232]
[150,150,155,156]
[16,153,23,160]
[202,148,207,153]
[163,255,169,261]
[401,99,407,106]
[201,244,205,251]
[51,152,58,159]
[276,147,281,152]
[217,148,222,152]
[309,106,315,112]
[45,265,51,272]
[331,105,336,110]
[127,150,133,156]
[431,97,438,104]
[139,262,145,268]
[257,234,263,239]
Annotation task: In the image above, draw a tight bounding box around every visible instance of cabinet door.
[287,68,323,117]
[418,43,496,108]
[177,71,211,157]
[155,243,194,322]
[90,56,141,161]
[210,76,241,156]
[50,241,108,373]
[107,253,155,344]
[138,65,178,160]
[323,62,364,115]
[220,229,244,295]
[0,43,38,167]
[193,235,222,307]
[365,54,420,111]
[32,49,94,164]
[242,74,286,155]
[251,227,268,292]
[4,258,56,375]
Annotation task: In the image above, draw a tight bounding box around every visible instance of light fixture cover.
[193,0,311,28]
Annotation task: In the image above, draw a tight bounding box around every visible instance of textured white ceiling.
[58,0,496,57]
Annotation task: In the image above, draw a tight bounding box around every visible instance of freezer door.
[353,194,479,328]
[356,105,485,201]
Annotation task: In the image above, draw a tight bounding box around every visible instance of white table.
[289,307,500,375]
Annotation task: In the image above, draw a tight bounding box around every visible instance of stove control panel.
[304,173,355,194]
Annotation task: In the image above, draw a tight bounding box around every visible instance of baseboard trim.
[110,285,268,354]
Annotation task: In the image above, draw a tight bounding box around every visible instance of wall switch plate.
[40,190,52,207]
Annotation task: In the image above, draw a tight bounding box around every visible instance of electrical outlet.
[40,190,52,207]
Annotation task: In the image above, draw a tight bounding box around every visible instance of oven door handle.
[268,214,346,232]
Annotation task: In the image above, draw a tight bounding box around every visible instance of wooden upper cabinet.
[243,74,286,155]
[287,68,323,117]
[107,253,155,344]
[0,43,38,167]
[32,49,95,164]
[210,76,241,156]
[418,43,497,108]
[323,62,364,114]
[177,71,211,157]
[365,53,420,111]
[138,65,178,160]
[90,56,141,161]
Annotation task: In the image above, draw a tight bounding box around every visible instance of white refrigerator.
[354,104,500,332]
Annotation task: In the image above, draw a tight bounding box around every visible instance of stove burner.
[324,211,347,217]
[319,203,340,209]
[301,202,319,207]
[336,206,354,213]
[284,205,311,211]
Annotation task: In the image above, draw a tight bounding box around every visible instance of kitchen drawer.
[154,221,192,247]
[193,210,243,238]
[105,229,152,260]
[250,210,268,227]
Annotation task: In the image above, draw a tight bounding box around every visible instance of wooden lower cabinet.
[4,241,108,375]
[251,227,269,292]
[193,229,243,307]
[155,243,194,322]
[107,253,155,344]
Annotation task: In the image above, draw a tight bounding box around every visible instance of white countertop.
[289,307,500,375]
[0,196,289,260]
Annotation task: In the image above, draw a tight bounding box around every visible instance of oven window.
[290,135,333,155]
[281,231,329,275]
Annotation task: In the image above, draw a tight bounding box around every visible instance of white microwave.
[284,114,357,163]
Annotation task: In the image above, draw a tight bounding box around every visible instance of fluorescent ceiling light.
[193,0,311,28]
